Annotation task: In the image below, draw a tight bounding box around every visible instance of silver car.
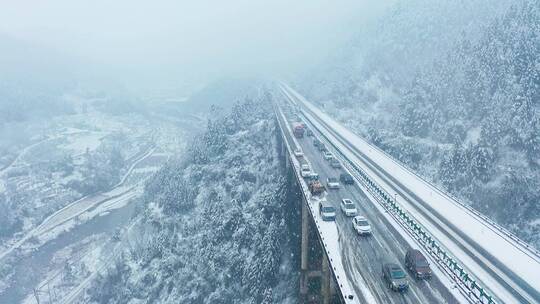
[327,177,340,189]
[323,151,333,160]
[352,216,372,235]
[340,199,358,217]
[319,201,336,221]
[382,263,409,292]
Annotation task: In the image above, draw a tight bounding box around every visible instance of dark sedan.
[340,173,355,185]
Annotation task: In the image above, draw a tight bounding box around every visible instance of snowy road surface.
[276,107,360,303]
[280,83,540,304]
[277,105,458,304]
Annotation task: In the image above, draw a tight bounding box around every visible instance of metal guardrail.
[348,134,540,261]
[299,106,498,304]
[280,84,540,262]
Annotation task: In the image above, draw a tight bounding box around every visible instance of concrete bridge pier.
[299,195,338,304]
[300,201,310,297]
[321,253,332,304]
[275,117,339,304]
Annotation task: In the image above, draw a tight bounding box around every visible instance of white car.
[340,199,358,217]
[319,201,336,221]
[301,164,311,177]
[327,177,340,189]
[353,216,372,235]
[323,151,333,160]
[294,148,304,158]
[308,171,319,180]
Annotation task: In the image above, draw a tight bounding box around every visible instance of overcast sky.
[0,0,391,87]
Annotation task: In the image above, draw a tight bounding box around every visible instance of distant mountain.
[298,0,511,107]
[0,34,77,124]
[0,34,76,87]
[178,78,263,115]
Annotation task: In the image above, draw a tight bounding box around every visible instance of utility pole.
[33,288,40,304]
[48,283,53,303]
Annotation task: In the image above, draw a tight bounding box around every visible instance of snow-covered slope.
[86,93,299,303]
[297,0,540,248]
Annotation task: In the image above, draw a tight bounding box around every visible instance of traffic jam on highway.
[291,119,433,293]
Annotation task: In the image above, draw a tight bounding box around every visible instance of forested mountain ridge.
[298,0,540,247]
[299,0,511,108]
[88,93,299,303]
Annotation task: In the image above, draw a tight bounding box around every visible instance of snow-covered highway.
[278,83,540,304]
[277,98,459,303]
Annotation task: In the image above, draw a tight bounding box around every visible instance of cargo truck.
[293,123,305,138]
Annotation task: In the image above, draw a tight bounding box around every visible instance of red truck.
[309,180,325,195]
[293,122,305,138]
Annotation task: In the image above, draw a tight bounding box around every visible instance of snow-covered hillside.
[0,88,191,302]
[86,93,299,303]
[298,0,540,248]
[0,111,149,243]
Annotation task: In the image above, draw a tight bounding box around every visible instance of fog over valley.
[0,1,539,304]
